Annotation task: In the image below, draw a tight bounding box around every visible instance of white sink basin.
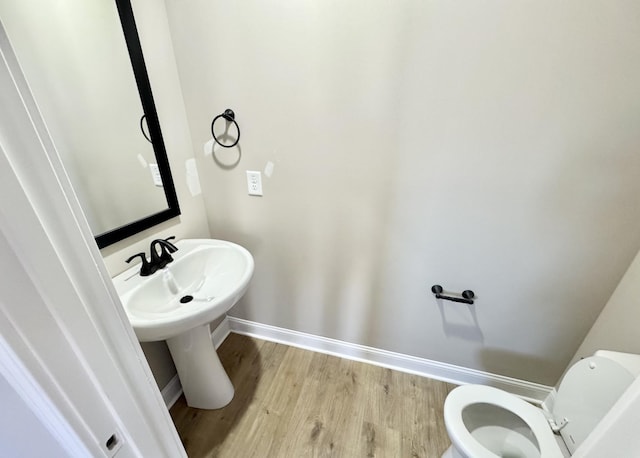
[113,238,254,409]
[115,239,253,342]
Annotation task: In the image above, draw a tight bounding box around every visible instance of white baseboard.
[160,315,553,407]
[225,316,553,404]
[541,388,558,413]
[160,318,233,408]
[211,317,232,349]
[160,374,182,409]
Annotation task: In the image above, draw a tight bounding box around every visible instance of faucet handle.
[125,252,146,264]
[125,252,157,276]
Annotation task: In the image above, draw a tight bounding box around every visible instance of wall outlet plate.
[149,163,163,187]
[246,171,263,196]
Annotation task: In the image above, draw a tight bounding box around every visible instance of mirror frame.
[95,0,180,249]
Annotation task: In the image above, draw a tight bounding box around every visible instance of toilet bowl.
[444,385,563,458]
[442,351,640,458]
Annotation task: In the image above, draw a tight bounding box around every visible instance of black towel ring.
[140,114,152,143]
[211,109,240,148]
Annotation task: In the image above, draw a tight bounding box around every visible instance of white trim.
[225,316,553,404]
[160,316,232,408]
[162,314,553,407]
[161,375,183,410]
[212,317,232,350]
[542,388,558,414]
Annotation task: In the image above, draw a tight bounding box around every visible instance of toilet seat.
[444,385,564,458]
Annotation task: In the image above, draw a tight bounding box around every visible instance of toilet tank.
[553,351,640,454]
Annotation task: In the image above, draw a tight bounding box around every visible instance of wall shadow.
[211,140,242,170]
[436,298,485,343]
[478,347,559,387]
[168,333,261,456]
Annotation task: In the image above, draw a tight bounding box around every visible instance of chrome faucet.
[125,236,178,276]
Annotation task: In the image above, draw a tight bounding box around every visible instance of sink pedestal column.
[166,324,234,409]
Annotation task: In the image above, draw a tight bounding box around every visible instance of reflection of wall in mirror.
[0,1,168,235]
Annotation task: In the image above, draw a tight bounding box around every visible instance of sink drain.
[179,295,194,304]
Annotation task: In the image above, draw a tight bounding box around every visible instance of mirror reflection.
[0,0,178,245]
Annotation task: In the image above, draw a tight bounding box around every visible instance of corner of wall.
[570,248,640,367]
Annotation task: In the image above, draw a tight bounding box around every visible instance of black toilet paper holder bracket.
[431,285,475,305]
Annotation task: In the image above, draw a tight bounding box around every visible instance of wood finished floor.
[170,333,455,457]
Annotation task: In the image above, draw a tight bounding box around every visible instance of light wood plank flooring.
[170,333,455,457]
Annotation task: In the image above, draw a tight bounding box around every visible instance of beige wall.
[165,0,640,386]
[571,248,640,364]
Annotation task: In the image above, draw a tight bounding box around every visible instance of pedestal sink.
[112,239,254,409]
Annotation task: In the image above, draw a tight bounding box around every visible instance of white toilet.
[443,350,640,457]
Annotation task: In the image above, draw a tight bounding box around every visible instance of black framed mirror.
[96,0,180,248]
[0,0,180,250]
